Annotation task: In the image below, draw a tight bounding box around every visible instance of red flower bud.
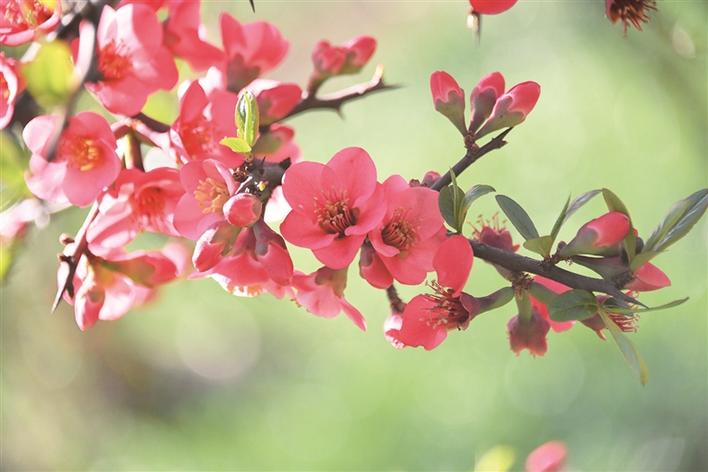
[507,310,550,356]
[469,0,518,15]
[430,71,466,134]
[559,211,630,257]
[625,262,671,292]
[224,193,262,228]
[469,71,505,134]
[476,81,540,138]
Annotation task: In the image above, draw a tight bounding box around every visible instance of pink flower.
[83,4,178,116]
[525,441,567,472]
[217,13,289,92]
[0,198,45,244]
[0,0,61,46]
[365,175,445,285]
[385,235,475,350]
[162,0,224,72]
[476,80,541,138]
[171,80,242,167]
[530,276,574,333]
[507,309,551,357]
[87,168,184,252]
[24,112,120,207]
[195,220,293,293]
[292,267,366,331]
[174,159,237,240]
[0,52,23,129]
[248,79,302,125]
[280,147,385,269]
[310,36,377,81]
[224,193,262,227]
[625,261,671,292]
[473,214,520,253]
[469,0,518,15]
[68,249,179,331]
[430,71,466,134]
[469,71,505,134]
[559,211,630,257]
[358,243,393,289]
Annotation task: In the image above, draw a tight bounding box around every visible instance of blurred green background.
[2,1,707,470]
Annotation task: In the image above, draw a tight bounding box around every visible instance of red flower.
[292,267,366,331]
[162,0,224,71]
[384,235,475,350]
[476,80,541,138]
[0,0,61,46]
[171,80,242,167]
[525,441,567,472]
[507,309,551,357]
[280,147,385,269]
[310,36,376,84]
[24,112,120,207]
[248,79,302,125]
[87,168,184,253]
[530,276,574,333]
[472,214,520,253]
[430,71,466,134]
[365,175,445,286]
[0,52,23,129]
[217,13,289,93]
[82,4,178,116]
[223,193,262,228]
[469,0,518,15]
[559,211,630,257]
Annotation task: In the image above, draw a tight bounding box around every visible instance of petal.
[328,147,377,206]
[280,211,335,249]
[433,235,473,294]
[384,295,448,351]
[312,234,365,269]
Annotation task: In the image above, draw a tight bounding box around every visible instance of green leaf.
[477,287,515,314]
[602,188,636,263]
[523,235,554,257]
[439,183,465,233]
[599,309,649,385]
[0,132,30,211]
[550,189,602,241]
[236,90,260,147]
[549,196,571,241]
[628,250,661,271]
[220,137,252,153]
[461,184,495,216]
[643,189,708,254]
[548,289,598,322]
[22,40,76,108]
[528,281,556,305]
[495,195,539,241]
[636,297,689,313]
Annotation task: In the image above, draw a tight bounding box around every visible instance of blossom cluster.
[1,0,702,384]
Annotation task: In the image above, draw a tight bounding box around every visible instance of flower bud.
[469,71,505,134]
[507,310,550,356]
[625,261,671,292]
[476,81,540,138]
[559,211,630,257]
[192,222,239,272]
[311,36,376,79]
[430,71,466,134]
[224,193,262,227]
[469,0,518,15]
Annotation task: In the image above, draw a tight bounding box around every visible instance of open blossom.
[24,112,120,207]
[174,159,237,240]
[385,235,475,350]
[292,267,366,331]
[162,0,224,71]
[194,220,294,295]
[0,0,61,46]
[82,4,178,116]
[525,441,567,472]
[68,249,179,331]
[559,211,630,257]
[217,13,289,93]
[281,147,385,269]
[87,168,184,252]
[469,0,518,15]
[311,36,376,81]
[1,52,22,129]
[171,80,242,167]
[430,71,466,134]
[472,214,519,253]
[248,79,302,125]
[363,175,445,286]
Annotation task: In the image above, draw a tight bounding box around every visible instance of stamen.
[381,208,417,250]
[99,42,132,81]
[194,177,229,214]
[315,191,357,235]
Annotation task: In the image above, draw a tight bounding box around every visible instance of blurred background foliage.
[1,1,707,470]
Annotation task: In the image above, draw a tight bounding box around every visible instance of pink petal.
[433,235,473,294]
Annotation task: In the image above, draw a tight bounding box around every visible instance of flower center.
[3,0,52,28]
[609,313,638,333]
[424,281,470,330]
[180,118,218,157]
[98,42,132,81]
[133,187,166,228]
[381,208,417,250]
[315,193,357,235]
[61,137,103,171]
[194,177,229,214]
[607,0,656,30]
